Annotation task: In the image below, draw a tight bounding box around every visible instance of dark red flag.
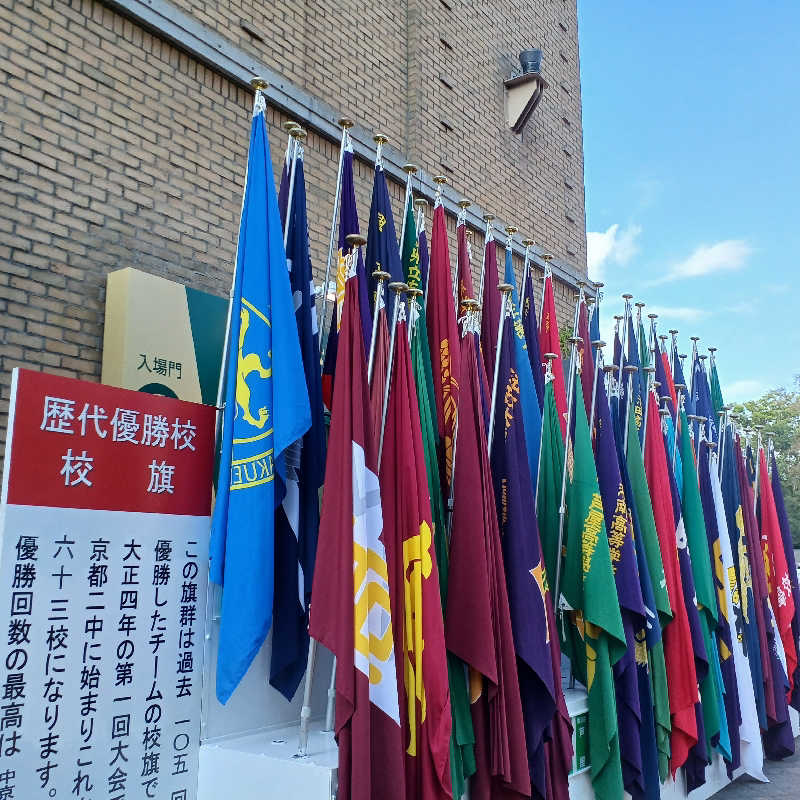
[643,389,698,774]
[381,309,453,800]
[426,202,461,487]
[309,269,405,800]
[445,328,530,800]
[538,271,567,439]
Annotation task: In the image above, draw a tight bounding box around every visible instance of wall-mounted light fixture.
[504,49,548,133]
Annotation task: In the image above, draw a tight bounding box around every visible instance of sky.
[577,1,800,402]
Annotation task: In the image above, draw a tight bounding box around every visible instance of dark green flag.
[403,200,475,796]
[625,408,673,780]
[561,375,626,800]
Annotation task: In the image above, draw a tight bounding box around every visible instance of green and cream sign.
[102,268,227,405]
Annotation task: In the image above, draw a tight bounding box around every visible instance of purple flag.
[521,267,544,411]
[490,315,557,798]
[594,374,646,797]
[772,452,800,711]
[419,225,430,295]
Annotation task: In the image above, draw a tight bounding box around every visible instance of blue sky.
[578,1,800,401]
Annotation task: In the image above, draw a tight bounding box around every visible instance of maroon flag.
[577,298,595,424]
[479,234,500,385]
[446,327,530,800]
[538,272,567,439]
[309,269,405,800]
[427,202,461,487]
[381,310,453,800]
[457,221,476,306]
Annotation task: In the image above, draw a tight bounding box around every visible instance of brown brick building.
[0,0,588,465]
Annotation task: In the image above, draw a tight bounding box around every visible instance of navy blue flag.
[595,369,646,798]
[277,141,290,229]
[772,452,800,710]
[270,152,327,700]
[721,430,767,728]
[490,314,557,799]
[623,314,646,441]
[521,267,544,412]
[366,164,403,305]
[210,93,311,704]
[504,246,543,485]
[418,219,430,296]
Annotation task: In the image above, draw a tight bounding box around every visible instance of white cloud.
[654,239,752,284]
[645,305,710,322]
[587,223,642,283]
[725,378,766,403]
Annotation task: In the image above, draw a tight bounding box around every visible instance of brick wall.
[0,0,586,470]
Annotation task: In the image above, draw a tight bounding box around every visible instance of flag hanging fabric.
[427,202,461,488]
[210,94,311,704]
[560,373,626,800]
[446,325,530,800]
[642,389,698,775]
[771,451,800,710]
[270,150,327,701]
[593,366,646,798]
[521,265,544,412]
[277,135,291,229]
[576,299,595,424]
[404,202,476,797]
[623,314,646,440]
[309,260,406,800]
[624,409,673,783]
[537,376,566,592]
[490,313,557,799]
[321,143,370,409]
[456,220,474,309]
[757,446,798,700]
[503,244,543,485]
[707,442,768,780]
[381,306,453,800]
[479,233,501,387]
[538,271,568,439]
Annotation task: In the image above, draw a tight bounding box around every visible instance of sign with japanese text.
[0,368,215,800]
[102,268,227,407]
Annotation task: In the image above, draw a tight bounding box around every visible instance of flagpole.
[318,117,355,367]
[538,253,553,330]
[283,126,305,247]
[617,293,633,398]
[641,365,655,459]
[455,199,472,314]
[554,329,585,610]
[535,352,560,514]
[487,283,513,455]
[589,339,606,435]
[377,282,409,468]
[623,363,638,456]
[398,162,418,255]
[519,238,535,312]
[477,213,494,309]
[367,269,389,384]
[753,425,763,513]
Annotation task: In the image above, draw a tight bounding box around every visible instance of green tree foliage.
[734,377,800,546]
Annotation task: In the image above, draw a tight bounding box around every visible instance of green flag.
[678,408,723,752]
[537,378,566,588]
[561,375,626,800]
[710,361,725,421]
[403,200,475,797]
[625,409,672,780]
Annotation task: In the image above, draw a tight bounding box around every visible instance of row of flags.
[210,88,800,800]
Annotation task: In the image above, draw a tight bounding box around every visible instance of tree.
[733,377,800,547]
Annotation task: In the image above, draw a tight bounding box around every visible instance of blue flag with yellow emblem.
[210,90,311,704]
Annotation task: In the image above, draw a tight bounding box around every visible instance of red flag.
[426,202,461,487]
[758,447,798,698]
[445,328,530,800]
[660,349,678,415]
[479,235,500,386]
[576,298,594,425]
[381,311,453,800]
[643,390,698,774]
[544,597,573,800]
[538,272,567,438]
[457,221,476,306]
[309,271,405,800]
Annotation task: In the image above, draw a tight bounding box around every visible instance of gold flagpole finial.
[403,163,418,175]
[338,117,355,129]
[345,233,367,249]
[373,133,389,146]
[458,198,471,209]
[541,252,554,262]
[283,120,299,133]
[251,77,269,91]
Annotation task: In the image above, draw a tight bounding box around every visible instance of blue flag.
[491,314,556,798]
[622,314,646,442]
[366,164,403,301]
[210,95,311,704]
[270,152,326,700]
[589,298,601,362]
[503,246,542,485]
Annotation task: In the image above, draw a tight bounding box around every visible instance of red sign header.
[4,369,215,515]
